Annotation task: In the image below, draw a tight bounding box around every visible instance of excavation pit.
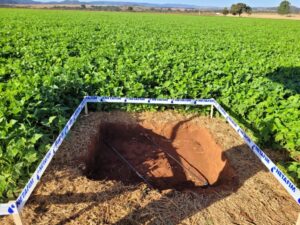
[84,119,237,192]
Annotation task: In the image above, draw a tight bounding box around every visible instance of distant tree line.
[222,1,294,16]
[86,5,195,13]
[278,0,291,14]
[90,5,122,11]
[222,3,252,16]
[231,3,252,15]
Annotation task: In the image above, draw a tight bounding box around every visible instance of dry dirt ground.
[1,111,299,225]
[227,13,300,20]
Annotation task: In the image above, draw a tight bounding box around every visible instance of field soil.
[227,13,300,20]
[86,121,236,191]
[1,111,299,225]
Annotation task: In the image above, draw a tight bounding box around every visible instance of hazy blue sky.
[69,0,300,7]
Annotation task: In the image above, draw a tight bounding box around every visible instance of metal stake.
[9,201,23,225]
[210,105,214,119]
[296,213,300,225]
[84,103,88,115]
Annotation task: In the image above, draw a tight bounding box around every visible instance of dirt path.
[1,111,299,225]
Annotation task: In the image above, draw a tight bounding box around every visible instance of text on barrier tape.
[0,96,299,216]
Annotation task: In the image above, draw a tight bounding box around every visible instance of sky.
[71,0,300,7]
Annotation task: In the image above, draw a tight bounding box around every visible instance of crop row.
[0,9,299,202]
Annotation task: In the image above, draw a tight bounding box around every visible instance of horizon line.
[35,0,300,8]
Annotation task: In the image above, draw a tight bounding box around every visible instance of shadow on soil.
[24,67,299,224]
[33,187,129,225]
[29,113,266,225]
[85,116,237,192]
[110,145,260,225]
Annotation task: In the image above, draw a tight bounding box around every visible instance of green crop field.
[0,8,299,203]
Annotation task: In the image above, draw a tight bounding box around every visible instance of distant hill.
[0,0,38,3]
[252,7,277,12]
[291,6,300,13]
[52,1,206,9]
[253,6,300,12]
[0,0,221,9]
[0,0,299,12]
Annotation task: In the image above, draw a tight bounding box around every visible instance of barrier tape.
[85,96,215,105]
[0,98,87,215]
[0,96,299,216]
[213,101,300,205]
[0,203,13,216]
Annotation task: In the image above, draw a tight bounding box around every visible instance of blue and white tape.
[85,96,215,105]
[0,98,87,215]
[0,96,299,216]
[213,101,300,205]
[0,203,14,216]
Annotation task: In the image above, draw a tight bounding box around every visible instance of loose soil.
[1,111,299,225]
[85,121,237,191]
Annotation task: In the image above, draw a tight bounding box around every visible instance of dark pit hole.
[83,122,238,192]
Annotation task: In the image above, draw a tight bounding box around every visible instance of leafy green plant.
[0,9,299,202]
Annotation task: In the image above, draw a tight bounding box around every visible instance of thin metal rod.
[84,103,88,115]
[296,213,300,225]
[142,134,209,186]
[12,212,23,225]
[9,201,23,225]
[210,105,214,119]
[103,140,154,190]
